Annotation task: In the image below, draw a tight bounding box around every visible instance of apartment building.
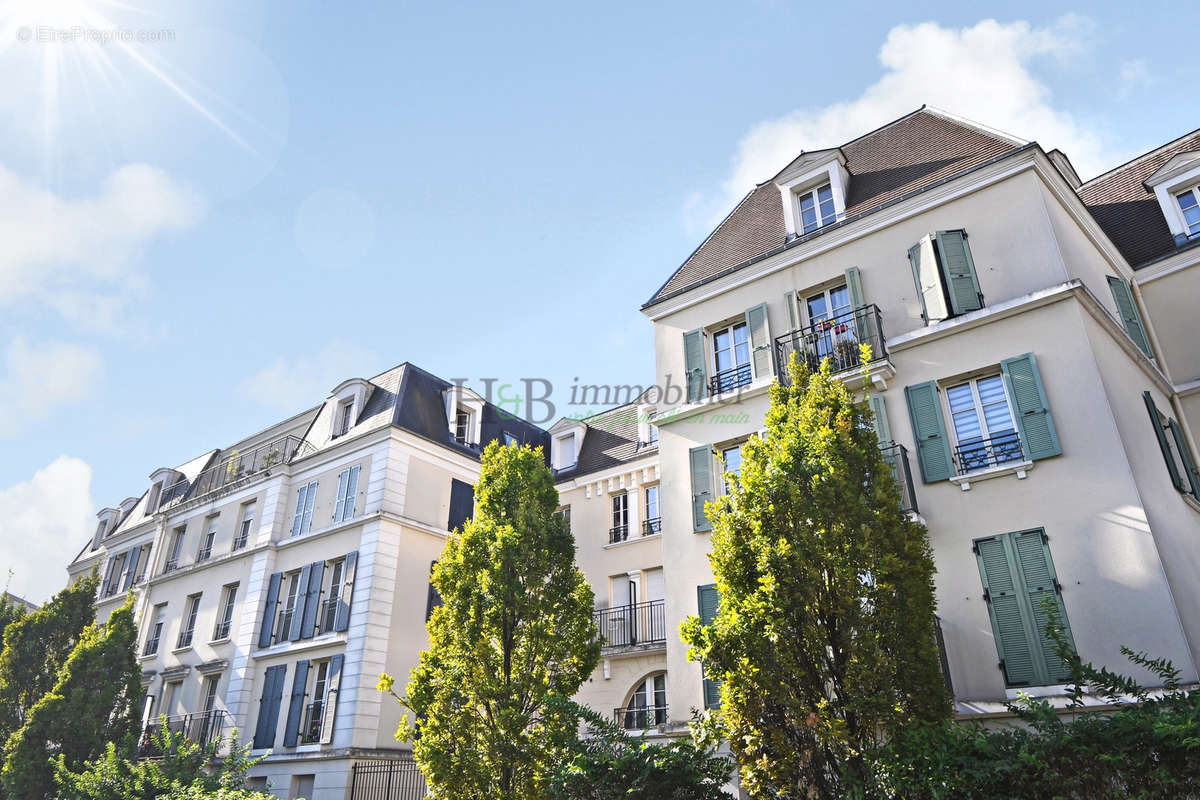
[642,107,1200,723]
[68,363,547,800]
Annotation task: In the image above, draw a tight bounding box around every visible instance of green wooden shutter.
[1168,418,1200,498]
[845,266,865,310]
[975,536,1037,686]
[744,303,772,379]
[1107,276,1153,358]
[698,584,721,709]
[1144,392,1185,491]
[935,230,983,315]
[683,328,707,403]
[1001,353,1061,461]
[868,394,891,445]
[689,445,715,532]
[1013,530,1074,684]
[783,290,799,331]
[904,381,953,482]
[909,236,949,323]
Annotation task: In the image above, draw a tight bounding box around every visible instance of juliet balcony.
[774,304,894,390]
[137,710,229,758]
[592,599,667,654]
[880,442,919,515]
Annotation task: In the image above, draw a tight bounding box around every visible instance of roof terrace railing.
[159,435,316,511]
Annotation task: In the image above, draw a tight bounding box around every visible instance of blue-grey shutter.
[343,464,360,519]
[1107,276,1153,358]
[744,303,772,379]
[1168,418,1200,498]
[300,561,325,639]
[289,564,312,642]
[1144,392,1184,491]
[448,479,474,532]
[904,381,953,482]
[253,664,287,749]
[689,445,715,532]
[332,469,349,523]
[425,560,443,622]
[333,551,357,632]
[290,486,307,537]
[282,659,310,747]
[258,572,282,648]
[1012,530,1074,684]
[683,328,707,403]
[1001,353,1061,461]
[868,394,891,445]
[935,230,983,315]
[122,548,141,591]
[698,584,721,709]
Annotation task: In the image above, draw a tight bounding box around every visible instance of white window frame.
[201,674,220,713]
[165,526,186,571]
[177,593,201,649]
[301,659,332,744]
[147,482,163,513]
[334,400,354,438]
[644,485,660,535]
[1175,185,1200,238]
[333,465,360,523]
[622,672,668,729]
[795,182,838,234]
[144,603,167,655]
[197,515,218,561]
[234,501,255,551]
[292,481,318,536]
[213,583,237,641]
[943,374,1022,474]
[710,320,751,390]
[721,445,743,495]
[611,493,629,540]
[454,408,473,445]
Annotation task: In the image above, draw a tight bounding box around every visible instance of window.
[711,321,751,393]
[554,434,577,469]
[320,559,345,634]
[132,544,151,584]
[797,182,837,233]
[147,482,163,513]
[165,526,186,572]
[197,515,218,562]
[95,520,108,540]
[502,431,518,447]
[144,603,167,656]
[721,445,743,494]
[277,572,302,644]
[202,674,220,713]
[908,230,983,323]
[648,423,658,444]
[945,376,1022,473]
[1177,187,1200,237]
[621,673,668,730]
[643,486,661,535]
[1144,392,1200,499]
[177,593,201,649]
[301,660,331,744]
[610,493,629,543]
[162,679,182,717]
[102,552,127,597]
[975,529,1075,687]
[233,501,255,551]
[334,401,354,438]
[333,465,360,524]
[454,408,472,445]
[291,481,318,536]
[214,584,238,641]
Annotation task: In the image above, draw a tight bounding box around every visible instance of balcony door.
[644,568,665,641]
[805,284,856,366]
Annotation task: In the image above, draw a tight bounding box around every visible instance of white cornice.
[1132,246,1200,286]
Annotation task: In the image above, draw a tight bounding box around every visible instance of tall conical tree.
[681,354,951,799]
[380,441,601,800]
[2,595,141,800]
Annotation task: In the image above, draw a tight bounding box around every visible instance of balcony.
[642,517,662,536]
[163,559,179,573]
[953,431,1024,475]
[879,442,919,515]
[138,710,229,758]
[609,524,629,544]
[157,479,190,509]
[593,599,666,653]
[300,700,325,744]
[167,436,316,510]
[614,704,668,731]
[709,363,753,396]
[775,304,891,389]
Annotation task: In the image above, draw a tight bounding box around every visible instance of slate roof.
[553,399,656,481]
[645,107,1024,307]
[1078,127,1200,268]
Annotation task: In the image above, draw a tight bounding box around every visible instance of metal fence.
[349,759,427,800]
[592,599,667,651]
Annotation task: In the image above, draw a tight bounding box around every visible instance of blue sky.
[1,0,1197,600]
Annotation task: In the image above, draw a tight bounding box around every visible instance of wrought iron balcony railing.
[300,700,325,744]
[157,480,190,510]
[196,547,212,563]
[953,431,1023,475]
[138,710,229,758]
[274,609,295,644]
[453,433,480,449]
[615,704,668,730]
[709,363,753,396]
[774,304,887,383]
[879,442,919,515]
[319,597,338,634]
[231,533,249,552]
[609,524,629,544]
[642,517,662,536]
[163,559,179,573]
[172,436,315,509]
[213,620,231,641]
[934,615,954,697]
[592,599,666,651]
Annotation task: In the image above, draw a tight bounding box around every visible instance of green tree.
[681,354,951,799]
[0,573,100,748]
[2,595,141,800]
[543,701,731,800]
[379,441,601,800]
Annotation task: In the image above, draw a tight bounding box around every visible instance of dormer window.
[454,408,473,445]
[797,183,837,233]
[147,482,163,513]
[334,401,354,438]
[1175,187,1200,238]
[1144,151,1200,246]
[555,434,576,469]
[96,520,108,540]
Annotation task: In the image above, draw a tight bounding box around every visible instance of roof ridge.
[834,104,929,151]
[921,106,1027,147]
[1080,124,1200,189]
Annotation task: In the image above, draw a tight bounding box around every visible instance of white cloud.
[0,163,203,313]
[240,341,380,414]
[0,456,94,604]
[0,337,104,437]
[1118,59,1154,99]
[693,16,1112,231]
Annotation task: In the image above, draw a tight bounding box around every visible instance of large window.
[797,182,837,233]
[144,603,167,656]
[1177,187,1200,237]
[197,515,218,562]
[622,673,667,730]
[320,559,346,634]
[946,376,1022,473]
[277,572,303,643]
[233,501,255,551]
[610,493,629,543]
[291,481,318,537]
[165,526,186,572]
[643,486,661,535]
[213,584,238,641]
[711,322,752,392]
[721,445,743,494]
[301,660,332,744]
[177,593,201,649]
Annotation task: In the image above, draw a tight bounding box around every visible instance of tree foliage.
[2,595,140,800]
[543,701,731,800]
[55,723,270,800]
[380,441,601,800]
[680,353,951,799]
